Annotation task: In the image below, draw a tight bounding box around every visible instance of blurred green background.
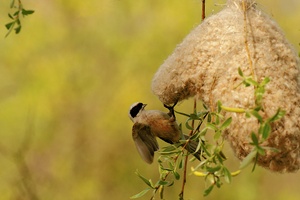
[0,0,299,199]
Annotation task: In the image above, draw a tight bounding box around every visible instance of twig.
[242,0,255,79]
[179,98,197,199]
[201,0,206,20]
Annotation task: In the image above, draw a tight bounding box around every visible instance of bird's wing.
[132,123,159,164]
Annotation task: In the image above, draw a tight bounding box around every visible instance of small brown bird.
[128,102,200,164]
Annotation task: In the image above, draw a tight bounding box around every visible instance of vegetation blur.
[0,0,299,199]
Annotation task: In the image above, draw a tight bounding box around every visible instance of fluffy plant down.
[151,0,300,172]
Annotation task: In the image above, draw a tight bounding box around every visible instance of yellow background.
[0,0,299,199]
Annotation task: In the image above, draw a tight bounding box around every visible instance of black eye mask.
[130,102,144,118]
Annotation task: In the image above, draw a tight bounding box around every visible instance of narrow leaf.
[130,188,151,199]
[238,67,243,76]
[257,146,265,156]
[15,25,21,34]
[207,113,212,122]
[203,185,214,196]
[268,109,285,122]
[214,130,222,140]
[157,180,170,186]
[223,167,232,183]
[13,10,19,16]
[22,9,35,16]
[206,122,217,131]
[190,113,200,120]
[251,132,259,145]
[250,110,263,123]
[159,185,164,199]
[220,117,232,130]
[5,22,14,30]
[173,171,180,180]
[245,78,258,86]
[10,0,16,8]
[239,150,257,169]
[161,145,177,152]
[251,153,259,172]
[178,159,183,169]
[8,13,14,19]
[185,119,194,130]
[231,170,241,176]
[217,101,222,113]
[262,123,271,140]
[206,166,221,173]
[135,171,153,188]
[261,77,270,86]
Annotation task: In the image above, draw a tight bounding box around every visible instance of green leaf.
[15,25,22,34]
[10,0,16,8]
[255,86,265,104]
[239,150,257,169]
[245,78,258,86]
[185,119,194,130]
[262,123,271,140]
[245,111,251,118]
[243,80,251,87]
[268,109,285,122]
[206,122,217,131]
[214,130,222,140]
[178,159,183,169]
[173,171,180,180]
[135,171,153,188]
[159,185,164,199]
[251,132,259,146]
[223,167,232,183]
[251,153,259,172]
[207,113,212,122]
[238,67,244,77]
[206,165,221,173]
[215,178,222,188]
[22,9,35,16]
[16,18,21,25]
[263,146,280,153]
[5,22,14,30]
[253,105,262,112]
[203,184,214,196]
[8,13,14,19]
[217,101,222,113]
[190,113,200,120]
[157,180,170,186]
[250,110,263,123]
[256,146,265,156]
[261,77,270,85]
[219,150,227,160]
[161,145,177,152]
[220,117,232,130]
[160,167,173,172]
[13,10,19,16]
[130,188,151,199]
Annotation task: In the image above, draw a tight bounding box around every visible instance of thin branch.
[242,0,255,79]
[201,0,206,20]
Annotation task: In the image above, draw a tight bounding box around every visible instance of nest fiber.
[152,0,300,172]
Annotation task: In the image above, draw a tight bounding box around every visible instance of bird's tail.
[183,135,202,161]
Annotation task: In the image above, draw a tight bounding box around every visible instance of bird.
[128,102,201,164]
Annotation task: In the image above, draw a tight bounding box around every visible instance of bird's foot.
[164,101,178,119]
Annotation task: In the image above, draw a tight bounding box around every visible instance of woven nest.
[151,0,300,172]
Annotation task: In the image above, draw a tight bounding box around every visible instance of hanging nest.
[151,0,300,172]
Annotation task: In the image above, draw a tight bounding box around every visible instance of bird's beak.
[142,104,147,108]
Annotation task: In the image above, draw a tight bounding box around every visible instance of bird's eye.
[130,102,144,118]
